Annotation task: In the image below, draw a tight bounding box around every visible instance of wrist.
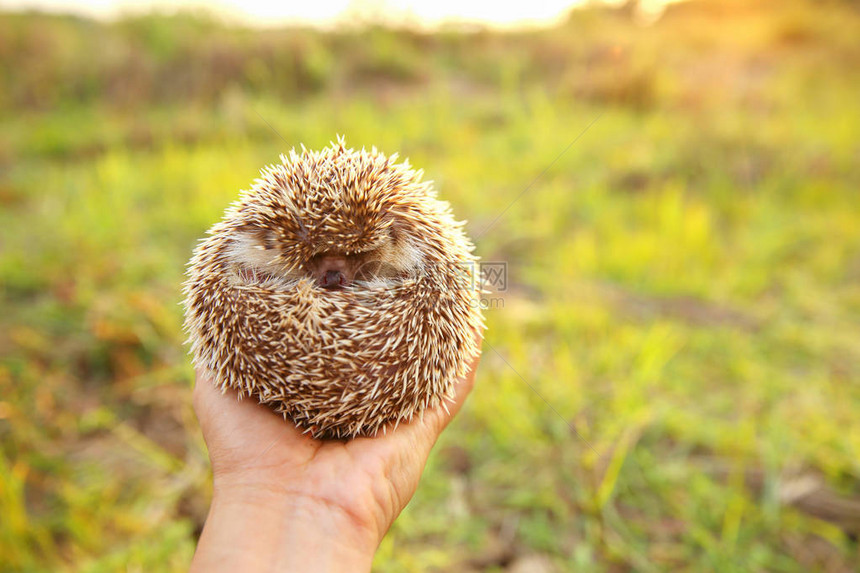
[191,476,379,572]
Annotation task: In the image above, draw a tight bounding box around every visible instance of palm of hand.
[192,351,478,546]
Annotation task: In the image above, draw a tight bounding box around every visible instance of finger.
[192,368,309,447]
[192,369,225,438]
[383,327,484,450]
[192,369,257,435]
[343,326,482,446]
[424,335,482,436]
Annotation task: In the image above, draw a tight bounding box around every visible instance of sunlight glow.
[3,0,682,28]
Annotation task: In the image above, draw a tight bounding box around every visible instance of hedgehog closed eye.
[183,138,483,439]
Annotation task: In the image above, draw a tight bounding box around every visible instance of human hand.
[189,332,482,572]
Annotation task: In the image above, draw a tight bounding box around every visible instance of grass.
[1,0,860,570]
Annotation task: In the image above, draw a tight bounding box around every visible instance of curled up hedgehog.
[183,139,483,438]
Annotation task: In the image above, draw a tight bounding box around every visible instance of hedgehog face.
[224,213,425,291]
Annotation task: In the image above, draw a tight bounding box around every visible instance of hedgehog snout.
[315,254,352,290]
[321,269,347,289]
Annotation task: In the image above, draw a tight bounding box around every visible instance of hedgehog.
[183,138,483,438]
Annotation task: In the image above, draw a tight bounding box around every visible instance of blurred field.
[2,0,860,570]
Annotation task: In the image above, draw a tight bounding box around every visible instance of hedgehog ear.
[234,224,278,250]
